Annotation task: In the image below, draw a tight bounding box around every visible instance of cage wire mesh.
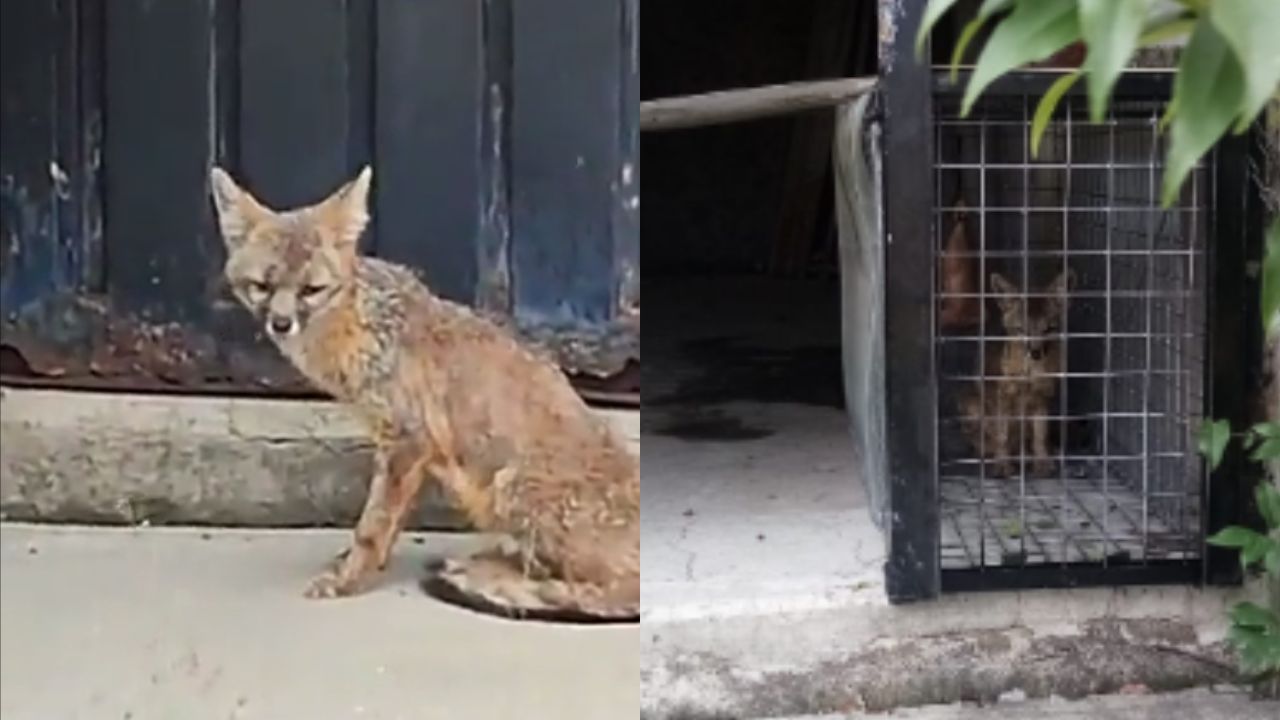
[933,86,1209,572]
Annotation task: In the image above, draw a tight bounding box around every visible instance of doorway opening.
[640,0,880,614]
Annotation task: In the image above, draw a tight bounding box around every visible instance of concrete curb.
[641,583,1265,719]
[0,387,639,530]
[768,687,1280,720]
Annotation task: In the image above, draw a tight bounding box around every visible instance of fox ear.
[210,167,270,249]
[1045,268,1076,316]
[990,272,1021,317]
[990,272,1017,296]
[1048,267,1076,295]
[313,165,372,251]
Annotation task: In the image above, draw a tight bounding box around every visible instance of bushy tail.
[422,555,638,624]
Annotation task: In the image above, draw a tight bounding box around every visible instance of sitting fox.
[209,166,638,621]
[959,269,1074,478]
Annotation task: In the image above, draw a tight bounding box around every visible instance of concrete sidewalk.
[777,687,1279,719]
[0,523,638,720]
[0,387,639,530]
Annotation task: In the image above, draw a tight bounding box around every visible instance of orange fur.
[938,201,980,331]
[961,269,1074,478]
[210,166,638,619]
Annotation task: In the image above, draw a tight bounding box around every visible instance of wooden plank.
[344,0,375,177]
[103,0,214,321]
[476,0,514,316]
[510,0,622,323]
[0,0,60,312]
[375,0,484,303]
[239,0,354,212]
[640,77,877,132]
[0,0,100,312]
[210,0,240,170]
[71,0,105,294]
[613,0,640,323]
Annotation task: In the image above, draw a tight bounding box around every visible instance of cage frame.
[878,3,1265,603]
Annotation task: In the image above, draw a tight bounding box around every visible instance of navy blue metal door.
[1,0,638,395]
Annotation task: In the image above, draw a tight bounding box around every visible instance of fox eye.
[245,280,270,296]
[299,284,328,298]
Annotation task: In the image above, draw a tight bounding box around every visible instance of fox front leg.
[305,439,430,599]
[1030,412,1053,477]
[989,415,1014,478]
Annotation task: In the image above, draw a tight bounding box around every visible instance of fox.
[209,165,639,621]
[959,268,1075,479]
[938,199,981,332]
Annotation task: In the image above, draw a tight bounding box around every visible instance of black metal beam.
[1204,124,1266,586]
[942,561,1200,594]
[880,0,941,602]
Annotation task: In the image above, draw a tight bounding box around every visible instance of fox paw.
[303,570,363,599]
[303,550,377,599]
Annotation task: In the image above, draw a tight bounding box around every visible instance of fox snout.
[262,292,303,339]
[267,313,298,337]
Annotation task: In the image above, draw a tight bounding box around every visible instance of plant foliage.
[917,0,1280,207]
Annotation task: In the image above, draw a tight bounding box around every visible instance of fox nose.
[267,315,295,335]
[1029,346,1044,361]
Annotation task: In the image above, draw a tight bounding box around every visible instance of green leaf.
[1139,17,1196,48]
[917,0,965,60]
[1161,21,1247,207]
[1267,546,1280,576]
[951,18,988,83]
[977,0,1016,20]
[1263,219,1279,339]
[1198,418,1231,471]
[950,0,1020,83]
[1228,624,1280,676]
[1157,95,1178,134]
[1031,72,1082,158]
[1207,0,1280,133]
[1252,437,1280,463]
[1257,482,1280,530]
[1207,525,1265,549]
[1231,602,1279,631]
[963,1,1083,117]
[1241,534,1277,569]
[1079,0,1150,123]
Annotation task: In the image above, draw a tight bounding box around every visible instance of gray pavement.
[0,523,638,720]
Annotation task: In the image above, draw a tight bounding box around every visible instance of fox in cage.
[939,202,1077,480]
[927,83,1215,578]
[958,267,1075,478]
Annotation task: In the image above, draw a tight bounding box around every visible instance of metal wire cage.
[877,2,1261,603]
[931,76,1219,589]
